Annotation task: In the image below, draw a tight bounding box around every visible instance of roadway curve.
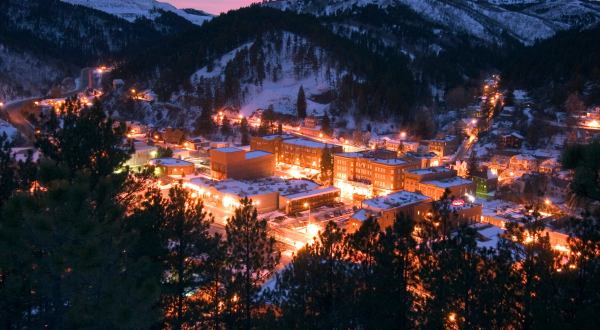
[2,68,95,145]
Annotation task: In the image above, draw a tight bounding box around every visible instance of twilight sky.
[165,0,260,14]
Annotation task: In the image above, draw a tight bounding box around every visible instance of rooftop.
[363,190,431,211]
[214,147,243,153]
[283,186,340,201]
[261,134,295,141]
[373,158,407,166]
[285,138,328,149]
[187,176,320,198]
[407,166,452,176]
[151,158,194,166]
[245,150,272,160]
[422,177,473,188]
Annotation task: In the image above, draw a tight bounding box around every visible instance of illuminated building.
[403,167,456,193]
[126,142,157,167]
[250,135,343,170]
[150,158,195,177]
[497,132,524,149]
[471,169,498,199]
[404,151,441,168]
[425,135,459,157]
[509,154,538,172]
[250,134,295,163]
[210,147,275,180]
[280,186,341,214]
[333,150,420,199]
[347,191,432,232]
[183,176,337,214]
[404,167,474,200]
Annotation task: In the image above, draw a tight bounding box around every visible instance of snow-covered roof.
[363,190,431,211]
[187,176,320,198]
[261,134,295,141]
[372,158,407,166]
[245,150,271,160]
[282,186,340,201]
[407,166,452,176]
[284,138,329,149]
[151,158,194,166]
[214,147,243,153]
[422,177,473,188]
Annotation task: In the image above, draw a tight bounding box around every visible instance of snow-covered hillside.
[189,32,344,117]
[62,0,212,25]
[265,0,600,44]
[0,44,68,101]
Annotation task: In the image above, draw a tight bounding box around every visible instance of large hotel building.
[333,150,420,199]
[250,135,343,170]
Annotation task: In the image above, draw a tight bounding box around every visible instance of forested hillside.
[116,6,422,121]
[0,0,197,100]
[504,25,600,106]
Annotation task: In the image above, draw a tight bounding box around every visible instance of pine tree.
[240,117,250,145]
[194,107,215,137]
[320,146,334,185]
[36,98,132,181]
[224,198,279,329]
[221,117,232,137]
[0,133,16,209]
[466,152,478,178]
[269,221,356,328]
[321,114,332,136]
[161,185,216,329]
[370,213,418,328]
[297,86,307,119]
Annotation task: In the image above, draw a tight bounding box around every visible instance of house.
[150,158,195,177]
[472,169,498,199]
[163,128,187,145]
[426,135,459,157]
[498,132,524,149]
[509,154,538,172]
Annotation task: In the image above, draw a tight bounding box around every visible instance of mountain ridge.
[61,0,213,25]
[264,0,600,45]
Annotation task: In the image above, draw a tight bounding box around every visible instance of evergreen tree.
[156,146,173,158]
[320,146,334,185]
[194,107,215,137]
[161,185,216,329]
[224,198,279,329]
[240,117,250,145]
[221,117,232,137]
[296,86,307,119]
[321,113,332,136]
[0,133,16,209]
[370,213,418,328]
[36,98,132,181]
[466,151,478,177]
[269,221,356,328]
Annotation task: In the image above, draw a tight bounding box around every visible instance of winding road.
[2,68,95,145]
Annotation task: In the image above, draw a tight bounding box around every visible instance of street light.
[304,202,311,230]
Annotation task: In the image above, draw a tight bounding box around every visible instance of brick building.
[210,147,275,180]
[333,151,419,198]
[251,135,343,170]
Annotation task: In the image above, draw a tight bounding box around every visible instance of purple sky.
[165,0,260,14]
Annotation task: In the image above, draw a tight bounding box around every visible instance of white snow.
[0,120,18,141]
[61,0,212,25]
[189,32,348,117]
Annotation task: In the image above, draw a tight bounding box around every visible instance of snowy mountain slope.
[62,0,212,25]
[264,0,600,44]
[187,32,346,118]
